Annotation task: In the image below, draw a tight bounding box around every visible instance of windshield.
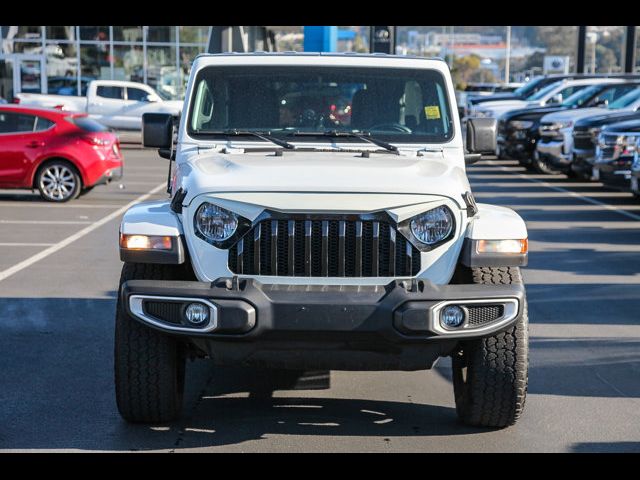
[608,88,640,109]
[187,66,454,144]
[561,85,601,107]
[514,76,545,97]
[527,81,564,101]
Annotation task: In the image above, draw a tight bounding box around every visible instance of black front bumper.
[121,278,525,371]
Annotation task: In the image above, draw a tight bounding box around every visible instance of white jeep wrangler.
[116,53,529,428]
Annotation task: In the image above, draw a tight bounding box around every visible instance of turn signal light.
[476,239,528,254]
[120,234,173,251]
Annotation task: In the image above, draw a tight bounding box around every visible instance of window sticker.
[424,105,441,120]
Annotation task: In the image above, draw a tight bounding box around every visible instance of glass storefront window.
[80,44,110,81]
[146,45,177,99]
[46,43,80,95]
[147,26,177,43]
[113,44,144,83]
[79,26,110,42]
[3,26,42,41]
[46,26,76,41]
[4,42,41,54]
[113,26,143,42]
[178,45,205,97]
[635,26,640,73]
[179,26,209,44]
[586,26,625,74]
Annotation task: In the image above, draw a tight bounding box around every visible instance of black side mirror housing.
[142,113,173,149]
[466,117,497,154]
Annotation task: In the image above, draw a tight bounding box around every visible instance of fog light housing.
[184,303,210,326]
[441,305,465,329]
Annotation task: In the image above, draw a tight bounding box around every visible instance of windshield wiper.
[290,130,400,154]
[203,129,296,150]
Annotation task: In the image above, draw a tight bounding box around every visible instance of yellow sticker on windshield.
[424,105,441,119]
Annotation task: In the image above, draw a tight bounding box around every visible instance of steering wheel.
[368,123,412,133]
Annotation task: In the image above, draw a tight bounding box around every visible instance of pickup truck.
[15,80,182,131]
[115,53,530,428]
[497,81,638,173]
[537,88,640,177]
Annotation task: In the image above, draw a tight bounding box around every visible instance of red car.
[0,105,123,202]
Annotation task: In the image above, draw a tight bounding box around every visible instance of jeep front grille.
[228,219,421,277]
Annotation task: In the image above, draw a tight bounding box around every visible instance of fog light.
[184,303,210,326]
[441,305,465,329]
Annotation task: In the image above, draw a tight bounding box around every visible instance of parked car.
[466,73,640,114]
[592,119,640,188]
[0,105,123,202]
[630,138,640,197]
[537,88,640,178]
[456,82,523,115]
[497,81,639,173]
[470,78,619,119]
[14,80,182,131]
[115,53,530,428]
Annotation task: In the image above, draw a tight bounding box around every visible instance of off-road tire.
[114,263,187,423]
[452,266,529,428]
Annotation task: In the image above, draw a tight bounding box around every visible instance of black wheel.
[532,154,561,175]
[36,160,82,202]
[114,263,188,423]
[452,267,529,428]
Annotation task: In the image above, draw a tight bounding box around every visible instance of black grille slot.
[143,301,183,324]
[229,217,421,277]
[573,130,595,150]
[467,305,504,327]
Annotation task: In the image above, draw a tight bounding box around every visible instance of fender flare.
[120,200,186,264]
[461,203,528,267]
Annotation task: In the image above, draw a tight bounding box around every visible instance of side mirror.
[595,98,608,107]
[145,94,159,103]
[142,112,173,149]
[466,117,497,164]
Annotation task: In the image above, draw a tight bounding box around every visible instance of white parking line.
[0,182,166,283]
[484,160,640,222]
[0,203,126,209]
[0,220,92,225]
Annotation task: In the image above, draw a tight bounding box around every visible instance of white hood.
[541,107,608,124]
[177,150,469,208]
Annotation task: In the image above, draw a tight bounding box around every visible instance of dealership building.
[0,26,213,101]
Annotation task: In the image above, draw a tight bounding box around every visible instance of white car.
[114,53,530,428]
[15,80,183,131]
[470,78,627,119]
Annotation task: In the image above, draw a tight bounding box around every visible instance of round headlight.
[195,203,238,242]
[410,206,454,245]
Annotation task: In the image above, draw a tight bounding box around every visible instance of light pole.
[505,25,511,83]
[587,31,598,73]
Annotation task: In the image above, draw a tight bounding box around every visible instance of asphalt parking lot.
[0,149,638,452]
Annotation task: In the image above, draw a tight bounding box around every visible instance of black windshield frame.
[186,65,455,145]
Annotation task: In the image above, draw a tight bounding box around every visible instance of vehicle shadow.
[0,296,479,451]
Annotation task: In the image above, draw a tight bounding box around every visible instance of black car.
[570,109,640,179]
[498,82,640,173]
[592,119,640,188]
